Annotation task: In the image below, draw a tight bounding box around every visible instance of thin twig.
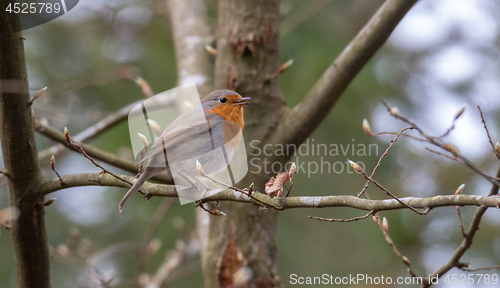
[196,201,221,215]
[425,148,464,164]
[478,105,500,159]
[352,152,427,278]
[50,155,64,184]
[27,87,47,107]
[373,214,419,278]
[358,127,413,197]
[38,100,142,165]
[437,105,463,138]
[34,119,173,184]
[373,131,427,142]
[381,99,500,186]
[284,180,294,197]
[0,170,10,177]
[459,265,500,272]
[438,124,456,139]
[199,170,274,209]
[308,210,374,222]
[64,129,135,188]
[456,206,466,238]
[74,143,134,187]
[358,168,428,215]
[0,220,11,230]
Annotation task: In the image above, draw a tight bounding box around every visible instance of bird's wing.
[139,111,224,164]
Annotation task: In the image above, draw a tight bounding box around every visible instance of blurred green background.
[1,0,500,287]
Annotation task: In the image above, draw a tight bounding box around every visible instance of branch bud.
[362,119,373,136]
[28,86,47,106]
[382,217,389,232]
[248,182,254,195]
[390,107,399,116]
[279,59,294,74]
[43,198,56,206]
[146,238,162,255]
[63,127,71,144]
[56,244,70,257]
[444,143,460,157]
[289,162,297,178]
[401,256,411,266]
[208,209,226,216]
[146,119,162,137]
[454,184,465,195]
[196,160,206,176]
[51,155,55,170]
[37,86,48,96]
[454,104,466,120]
[496,142,500,155]
[133,76,154,98]
[39,117,49,127]
[348,160,363,173]
[205,44,217,56]
[138,133,149,148]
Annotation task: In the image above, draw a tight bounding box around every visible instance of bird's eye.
[219,97,227,104]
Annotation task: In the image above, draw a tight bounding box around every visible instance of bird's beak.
[235,97,251,106]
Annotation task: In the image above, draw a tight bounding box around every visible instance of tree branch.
[0,3,50,286]
[34,119,173,184]
[37,99,145,165]
[38,173,500,212]
[274,0,418,147]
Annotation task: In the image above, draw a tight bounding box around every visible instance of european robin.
[119,90,251,211]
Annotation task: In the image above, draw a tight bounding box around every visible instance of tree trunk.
[203,0,287,287]
[0,3,50,287]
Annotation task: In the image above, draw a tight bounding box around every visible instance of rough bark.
[0,2,51,287]
[205,0,286,287]
[203,0,420,286]
[38,174,500,212]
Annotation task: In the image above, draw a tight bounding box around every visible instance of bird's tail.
[119,171,149,213]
